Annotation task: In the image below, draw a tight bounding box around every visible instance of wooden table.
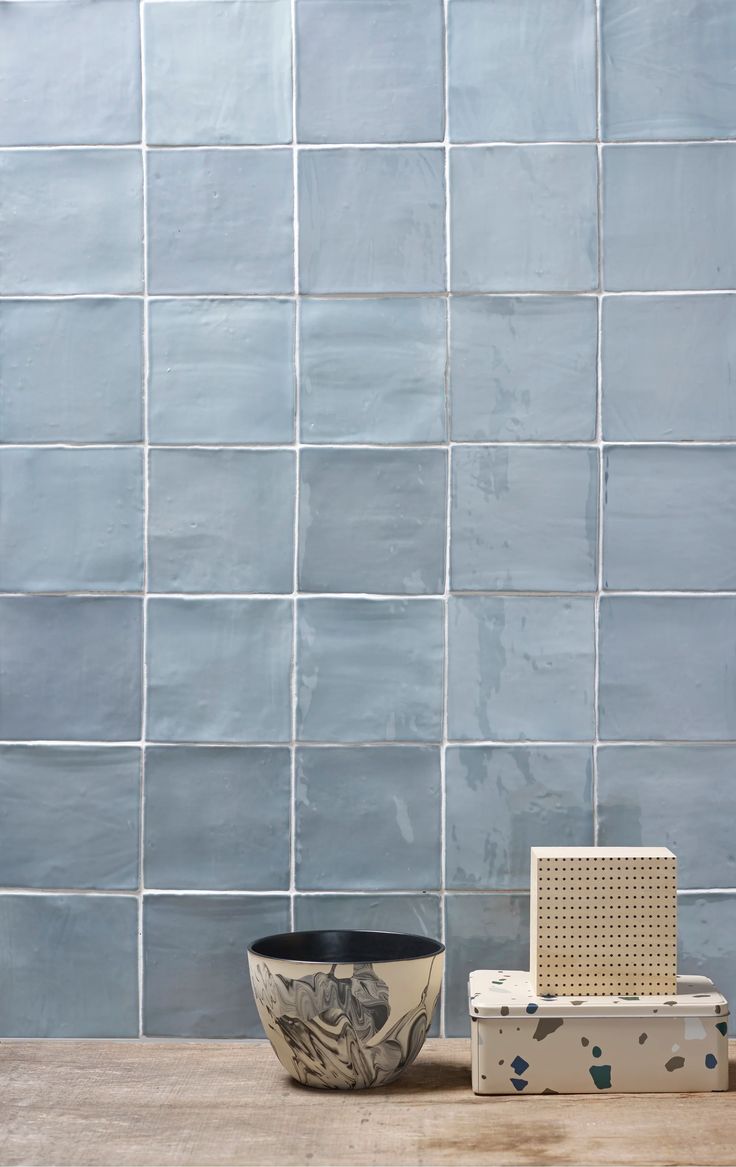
[1,1039,734,1166]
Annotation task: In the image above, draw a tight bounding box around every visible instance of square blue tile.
[144,894,289,1037]
[0,299,143,443]
[144,746,290,890]
[446,746,593,889]
[0,597,142,741]
[448,0,596,142]
[0,0,141,145]
[599,597,736,740]
[295,747,441,890]
[448,596,595,741]
[0,150,143,293]
[300,298,446,444]
[296,0,443,143]
[0,448,144,591]
[299,449,446,594]
[451,146,598,292]
[451,447,598,591]
[145,0,291,145]
[445,894,529,1036]
[0,746,140,890]
[297,598,444,742]
[598,745,736,889]
[601,0,736,140]
[149,449,294,593]
[679,894,736,1029]
[295,893,441,942]
[0,894,138,1037]
[603,447,736,590]
[147,150,293,294]
[147,598,292,743]
[450,296,597,441]
[603,144,736,291]
[299,149,445,293]
[602,295,736,441]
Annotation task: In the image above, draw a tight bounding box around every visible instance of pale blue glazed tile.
[0,0,141,145]
[603,447,736,590]
[296,747,441,890]
[679,895,736,1029]
[148,299,294,444]
[300,298,446,443]
[295,893,441,941]
[0,448,144,591]
[0,746,140,890]
[448,0,596,142]
[145,1,291,145]
[149,449,294,593]
[0,598,142,741]
[602,295,736,441]
[598,746,736,889]
[144,747,290,890]
[451,146,598,292]
[451,447,598,591]
[147,598,291,743]
[446,746,593,889]
[445,893,529,1036]
[0,299,143,443]
[599,597,736,740]
[0,895,138,1037]
[148,150,293,294]
[0,150,143,293]
[603,144,736,290]
[450,296,597,441]
[297,598,444,742]
[448,596,595,741]
[601,0,736,140]
[143,894,289,1037]
[299,449,446,594]
[299,149,445,293]
[296,0,443,143]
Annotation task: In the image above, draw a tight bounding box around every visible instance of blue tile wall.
[1,0,735,1040]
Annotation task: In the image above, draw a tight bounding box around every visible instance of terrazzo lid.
[468,970,729,1018]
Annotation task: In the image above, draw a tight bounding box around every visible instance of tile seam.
[593,0,603,848]
[138,0,150,1040]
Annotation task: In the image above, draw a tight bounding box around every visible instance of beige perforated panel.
[530,847,677,996]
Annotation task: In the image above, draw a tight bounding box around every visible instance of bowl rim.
[248,928,445,965]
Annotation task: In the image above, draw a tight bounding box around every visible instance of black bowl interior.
[249,929,444,964]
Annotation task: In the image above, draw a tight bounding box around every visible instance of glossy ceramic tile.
[296,0,443,143]
[149,449,294,593]
[0,598,142,741]
[146,599,292,743]
[451,447,598,591]
[299,449,446,594]
[147,149,293,294]
[449,296,597,442]
[448,596,595,741]
[450,146,598,291]
[679,895,736,1028]
[603,144,736,290]
[603,447,736,590]
[145,0,291,145]
[599,597,736,741]
[446,747,593,889]
[299,298,446,444]
[295,747,441,890]
[0,895,138,1037]
[294,893,441,940]
[0,448,144,591]
[448,0,596,142]
[298,148,445,293]
[0,150,143,293]
[297,599,444,742]
[601,0,736,140]
[598,746,736,889]
[0,746,140,890]
[144,746,290,890]
[444,893,530,1036]
[601,295,736,441]
[0,0,141,145]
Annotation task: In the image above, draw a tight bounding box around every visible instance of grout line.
[289,0,300,935]
[7,590,736,599]
[8,439,736,450]
[3,738,736,749]
[5,139,736,150]
[6,289,736,301]
[593,0,603,849]
[439,0,450,1039]
[0,886,733,897]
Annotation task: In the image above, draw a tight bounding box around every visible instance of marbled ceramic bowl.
[248,929,445,1090]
